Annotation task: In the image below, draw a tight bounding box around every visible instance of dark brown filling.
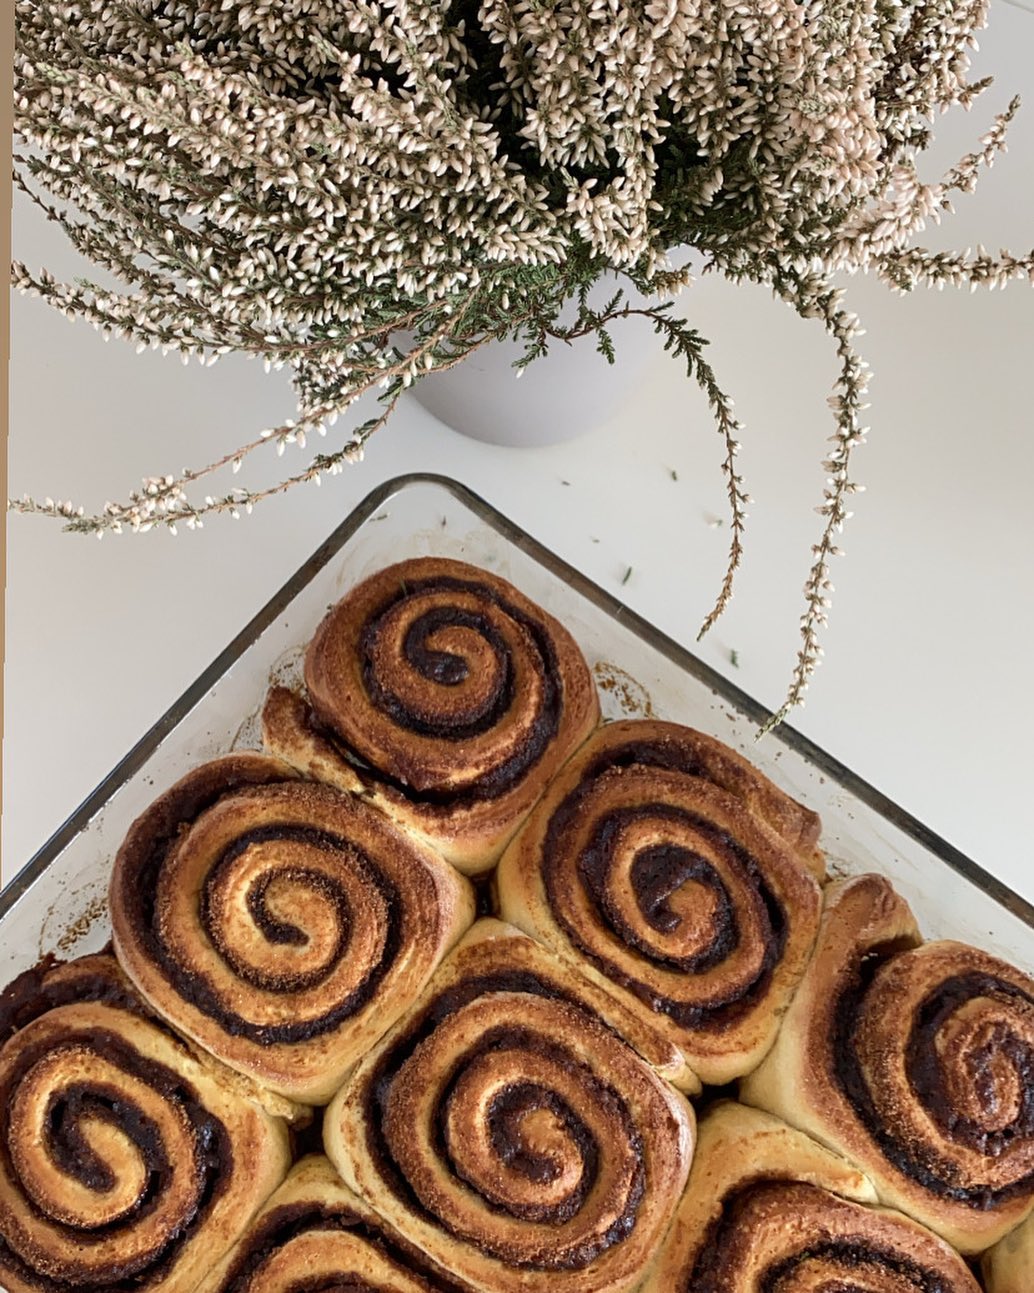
[631,843,735,945]
[688,1182,959,1293]
[542,745,788,1031]
[582,810,742,976]
[761,1242,956,1293]
[364,975,645,1269]
[365,967,592,1199]
[487,1082,595,1203]
[440,1050,601,1227]
[121,809,402,1044]
[44,1083,169,1201]
[340,575,563,804]
[0,956,146,1043]
[202,832,354,995]
[363,604,515,739]
[281,1281,375,1293]
[907,972,1034,1156]
[0,1030,230,1292]
[834,957,1034,1207]
[215,1200,469,1293]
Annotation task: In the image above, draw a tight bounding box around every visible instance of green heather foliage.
[11,0,1033,723]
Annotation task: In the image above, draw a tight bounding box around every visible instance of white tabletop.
[5,3,1034,909]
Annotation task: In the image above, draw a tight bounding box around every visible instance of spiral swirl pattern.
[200,1157,469,1293]
[496,721,824,1085]
[685,1181,981,1293]
[110,753,474,1104]
[854,944,1034,1202]
[741,874,1034,1253]
[265,557,599,874]
[325,920,694,1293]
[647,1102,981,1293]
[0,957,289,1293]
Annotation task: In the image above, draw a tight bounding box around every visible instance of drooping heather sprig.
[10,0,1034,726]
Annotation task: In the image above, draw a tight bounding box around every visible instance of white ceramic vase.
[408,273,668,447]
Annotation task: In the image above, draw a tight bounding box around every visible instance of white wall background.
[6,3,1034,904]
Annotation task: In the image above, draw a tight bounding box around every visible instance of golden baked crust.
[324,918,695,1293]
[644,1101,981,1293]
[983,1211,1034,1293]
[496,719,823,1086]
[0,954,290,1293]
[10,553,1034,1290]
[109,752,475,1104]
[197,1155,472,1293]
[741,873,1034,1253]
[264,556,600,874]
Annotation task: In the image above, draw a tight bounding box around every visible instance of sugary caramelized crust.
[497,719,824,1085]
[644,1101,981,1293]
[0,955,290,1293]
[325,919,695,1293]
[110,752,475,1103]
[8,556,1033,1293]
[741,874,1034,1253]
[265,556,600,874]
[198,1155,472,1293]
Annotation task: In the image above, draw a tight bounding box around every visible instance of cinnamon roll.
[741,873,1034,1253]
[983,1212,1034,1293]
[198,1155,471,1293]
[0,953,290,1293]
[263,557,600,874]
[496,720,824,1086]
[110,752,475,1104]
[324,918,695,1293]
[644,1101,981,1293]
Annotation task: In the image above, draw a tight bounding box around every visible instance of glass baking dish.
[2,473,1031,985]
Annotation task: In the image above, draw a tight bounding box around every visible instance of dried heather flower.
[9,0,1033,724]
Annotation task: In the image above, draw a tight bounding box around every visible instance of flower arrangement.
[10,0,1033,725]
